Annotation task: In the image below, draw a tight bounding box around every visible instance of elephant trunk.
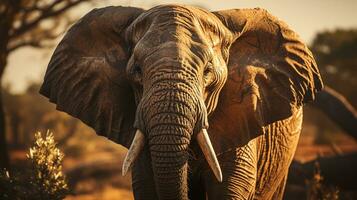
[141,73,199,200]
[150,123,190,200]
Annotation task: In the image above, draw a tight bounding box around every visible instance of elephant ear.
[40,6,144,148]
[209,8,323,153]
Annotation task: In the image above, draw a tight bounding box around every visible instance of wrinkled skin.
[40,4,323,200]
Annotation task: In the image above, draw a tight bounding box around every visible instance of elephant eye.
[133,64,142,75]
[204,62,213,76]
[129,63,142,83]
[204,62,214,87]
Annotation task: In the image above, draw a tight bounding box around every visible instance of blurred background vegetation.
[0,0,356,199]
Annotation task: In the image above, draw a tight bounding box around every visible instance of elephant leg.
[254,108,302,199]
[131,145,158,200]
[188,170,206,200]
[271,174,288,200]
[203,140,258,200]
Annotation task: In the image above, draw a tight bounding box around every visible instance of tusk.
[197,129,223,182]
[122,129,145,176]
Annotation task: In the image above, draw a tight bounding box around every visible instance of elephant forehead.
[128,4,232,47]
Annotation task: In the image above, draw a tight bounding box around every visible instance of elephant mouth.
[122,128,223,182]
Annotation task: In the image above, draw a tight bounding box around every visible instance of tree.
[0,0,92,169]
[311,29,357,107]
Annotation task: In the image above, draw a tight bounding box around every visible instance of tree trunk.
[10,113,21,146]
[0,28,10,169]
[312,86,357,140]
[0,0,19,169]
[0,38,10,169]
[0,87,9,169]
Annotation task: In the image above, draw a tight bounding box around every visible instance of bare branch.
[22,1,41,12]
[7,9,77,54]
[7,29,61,53]
[18,1,63,31]
[7,41,43,52]
[11,0,89,39]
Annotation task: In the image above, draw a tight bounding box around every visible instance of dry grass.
[306,162,339,200]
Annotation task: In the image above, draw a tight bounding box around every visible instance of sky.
[4,0,357,93]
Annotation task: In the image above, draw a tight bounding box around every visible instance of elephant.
[39,4,323,200]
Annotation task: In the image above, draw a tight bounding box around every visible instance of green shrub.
[0,131,68,200]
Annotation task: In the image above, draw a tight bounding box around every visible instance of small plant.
[306,161,339,200]
[0,131,68,200]
[28,131,69,199]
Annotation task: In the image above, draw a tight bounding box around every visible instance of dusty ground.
[295,130,357,162]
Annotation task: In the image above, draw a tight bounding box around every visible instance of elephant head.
[40,5,322,200]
